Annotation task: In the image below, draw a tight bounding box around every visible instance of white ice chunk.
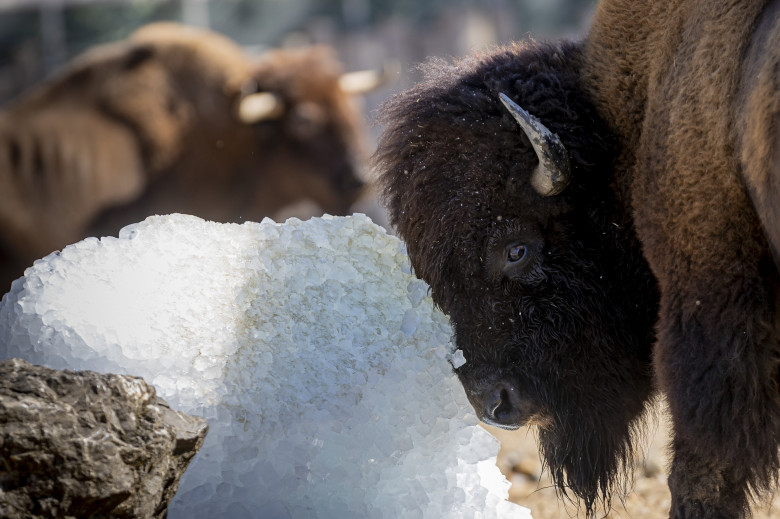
[449,349,468,369]
[0,213,531,519]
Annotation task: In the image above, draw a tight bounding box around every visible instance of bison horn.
[238,92,285,123]
[338,60,400,94]
[499,92,571,197]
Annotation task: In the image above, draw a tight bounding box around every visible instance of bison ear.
[499,92,571,197]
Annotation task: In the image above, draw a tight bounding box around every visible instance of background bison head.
[0,23,382,292]
[374,41,659,514]
[89,22,371,229]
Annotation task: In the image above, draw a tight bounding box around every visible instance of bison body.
[374,1,780,517]
[0,23,375,292]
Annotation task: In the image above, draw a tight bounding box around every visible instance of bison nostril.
[488,387,512,421]
[479,382,527,430]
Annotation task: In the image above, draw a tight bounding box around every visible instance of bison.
[0,22,387,292]
[373,0,780,517]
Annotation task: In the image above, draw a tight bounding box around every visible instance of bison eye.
[485,230,542,283]
[507,244,527,263]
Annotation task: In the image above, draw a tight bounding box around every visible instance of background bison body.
[0,22,375,293]
[375,0,780,518]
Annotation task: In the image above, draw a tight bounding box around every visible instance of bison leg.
[655,279,780,519]
[667,438,751,518]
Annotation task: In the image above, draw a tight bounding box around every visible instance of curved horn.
[499,92,571,196]
[338,60,400,94]
[238,92,284,123]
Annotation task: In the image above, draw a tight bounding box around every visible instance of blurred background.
[0,0,595,106]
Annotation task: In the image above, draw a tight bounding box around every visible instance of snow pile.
[0,213,531,519]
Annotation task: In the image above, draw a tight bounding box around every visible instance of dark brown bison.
[0,22,386,293]
[373,0,780,517]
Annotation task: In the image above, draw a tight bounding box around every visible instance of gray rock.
[0,358,208,518]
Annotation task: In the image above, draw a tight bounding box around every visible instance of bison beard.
[458,348,651,516]
[536,401,641,515]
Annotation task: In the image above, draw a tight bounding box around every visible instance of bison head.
[122,26,375,221]
[374,41,659,514]
[234,46,377,218]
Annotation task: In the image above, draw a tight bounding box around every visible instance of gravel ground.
[489,399,780,518]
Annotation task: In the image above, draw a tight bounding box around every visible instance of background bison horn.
[499,92,571,196]
[238,91,285,123]
[338,60,400,94]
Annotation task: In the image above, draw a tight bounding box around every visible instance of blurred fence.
[0,0,596,108]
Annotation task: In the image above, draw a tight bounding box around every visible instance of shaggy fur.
[0,23,367,292]
[374,0,780,517]
[584,0,780,516]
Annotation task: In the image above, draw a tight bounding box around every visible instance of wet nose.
[478,382,528,430]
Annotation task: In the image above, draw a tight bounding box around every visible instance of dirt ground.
[489,399,780,519]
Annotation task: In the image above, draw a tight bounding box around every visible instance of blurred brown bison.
[0,22,386,292]
[374,0,779,517]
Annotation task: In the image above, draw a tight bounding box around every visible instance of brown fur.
[0,23,368,292]
[584,1,780,515]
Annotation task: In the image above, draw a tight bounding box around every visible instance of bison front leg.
[654,283,780,519]
[667,438,751,518]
